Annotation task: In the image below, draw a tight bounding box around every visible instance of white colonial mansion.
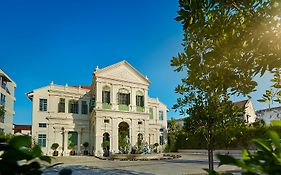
[27,61,168,156]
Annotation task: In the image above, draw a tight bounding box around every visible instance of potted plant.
[101,140,110,157]
[51,143,59,156]
[83,142,89,155]
[68,143,76,156]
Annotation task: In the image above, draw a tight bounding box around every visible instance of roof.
[71,86,91,90]
[0,68,16,87]
[13,124,32,130]
[256,106,281,113]
[234,99,249,107]
[95,60,150,84]
[26,84,91,100]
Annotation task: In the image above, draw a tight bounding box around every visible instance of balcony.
[118,104,129,111]
[136,106,144,112]
[102,103,112,110]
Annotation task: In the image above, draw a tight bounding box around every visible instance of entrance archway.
[118,122,129,153]
[102,133,110,157]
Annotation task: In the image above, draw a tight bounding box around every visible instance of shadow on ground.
[43,165,154,175]
[160,159,219,164]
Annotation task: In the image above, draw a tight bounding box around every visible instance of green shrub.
[0,135,51,175]
[207,120,281,175]
[51,143,59,151]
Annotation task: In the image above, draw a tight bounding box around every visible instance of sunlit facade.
[27,61,168,156]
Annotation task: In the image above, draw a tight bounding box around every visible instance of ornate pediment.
[95,61,150,85]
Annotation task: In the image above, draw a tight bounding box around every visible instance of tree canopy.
[172,0,281,170]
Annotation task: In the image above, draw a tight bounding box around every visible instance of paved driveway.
[43,151,240,175]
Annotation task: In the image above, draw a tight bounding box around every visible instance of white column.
[94,118,103,156]
[131,87,136,112]
[77,131,81,155]
[131,119,137,145]
[144,89,148,113]
[144,119,149,143]
[63,131,68,156]
[112,85,118,110]
[112,118,119,153]
[96,82,102,109]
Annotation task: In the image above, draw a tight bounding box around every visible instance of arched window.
[102,86,111,104]
[117,88,130,111]
[118,89,130,105]
[136,90,144,107]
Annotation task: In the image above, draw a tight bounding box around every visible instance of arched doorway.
[118,122,129,153]
[102,133,110,157]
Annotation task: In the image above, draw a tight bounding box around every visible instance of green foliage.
[68,142,75,149]
[0,133,14,143]
[167,119,182,152]
[208,120,281,175]
[175,121,267,150]
[51,143,59,151]
[0,135,51,175]
[0,105,5,122]
[101,140,110,149]
[0,104,5,116]
[258,69,281,107]
[172,0,281,170]
[118,130,129,150]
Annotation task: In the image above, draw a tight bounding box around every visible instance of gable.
[95,61,150,85]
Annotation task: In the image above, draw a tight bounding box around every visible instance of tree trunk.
[207,129,214,170]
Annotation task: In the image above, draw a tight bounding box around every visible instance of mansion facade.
[27,61,168,156]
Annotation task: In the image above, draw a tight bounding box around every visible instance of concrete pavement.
[43,151,240,175]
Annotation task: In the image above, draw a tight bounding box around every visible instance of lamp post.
[61,127,65,156]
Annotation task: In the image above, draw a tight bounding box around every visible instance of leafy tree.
[172,0,281,170]
[179,92,244,169]
[0,135,51,175]
[167,119,182,152]
[258,68,281,108]
[207,121,281,175]
[0,105,5,120]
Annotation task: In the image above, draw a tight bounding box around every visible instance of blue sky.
[0,0,275,125]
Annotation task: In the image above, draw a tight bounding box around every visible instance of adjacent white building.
[256,106,281,125]
[234,98,257,123]
[27,61,168,156]
[0,69,16,134]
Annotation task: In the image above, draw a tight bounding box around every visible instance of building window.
[159,111,164,120]
[0,128,4,134]
[1,80,7,89]
[58,98,65,113]
[89,96,95,113]
[118,93,130,105]
[81,101,88,114]
[102,91,110,104]
[38,134,46,147]
[39,99,47,112]
[104,119,110,123]
[0,93,5,105]
[39,123,47,128]
[136,95,144,107]
[69,100,79,114]
[138,121,142,125]
[149,108,153,119]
